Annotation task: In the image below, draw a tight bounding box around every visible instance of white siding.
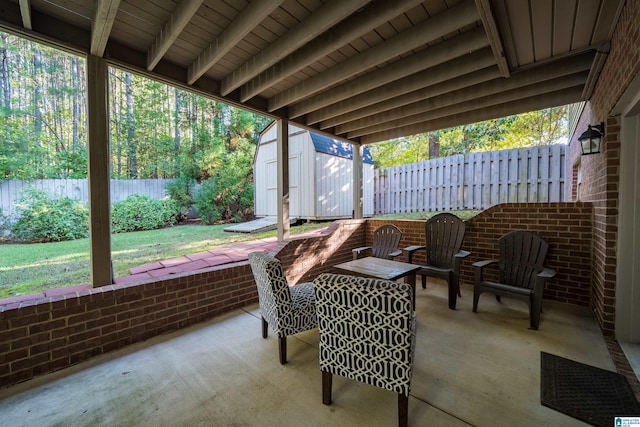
[363,163,374,217]
[314,153,353,219]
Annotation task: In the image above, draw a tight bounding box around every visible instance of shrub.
[111,194,176,233]
[165,176,194,221]
[193,178,222,224]
[10,188,89,242]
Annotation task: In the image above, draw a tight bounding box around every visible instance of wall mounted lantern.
[578,122,604,155]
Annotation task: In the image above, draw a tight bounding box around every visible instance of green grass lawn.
[0,211,480,299]
[0,221,330,299]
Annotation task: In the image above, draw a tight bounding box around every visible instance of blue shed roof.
[309,133,374,164]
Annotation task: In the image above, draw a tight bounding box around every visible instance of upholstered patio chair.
[405,213,470,310]
[352,223,403,260]
[472,230,556,330]
[313,273,416,427]
[248,252,317,364]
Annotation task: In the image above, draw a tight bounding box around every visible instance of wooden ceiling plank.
[505,0,534,67]
[268,0,480,112]
[346,73,587,138]
[187,0,283,85]
[18,0,32,30]
[529,0,552,61]
[552,0,575,56]
[291,27,490,119]
[240,0,427,102]
[147,0,204,71]
[571,0,600,49]
[91,0,122,57]
[474,0,509,76]
[220,0,370,96]
[361,86,583,144]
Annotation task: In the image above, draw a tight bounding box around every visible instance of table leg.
[406,272,416,309]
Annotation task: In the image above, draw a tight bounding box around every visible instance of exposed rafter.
[361,87,583,144]
[239,0,426,102]
[310,49,499,127]
[187,0,283,85]
[18,0,31,30]
[221,0,370,96]
[347,73,588,139]
[337,53,594,136]
[91,0,121,57]
[268,0,480,112]
[147,0,204,71]
[475,0,509,77]
[290,27,490,120]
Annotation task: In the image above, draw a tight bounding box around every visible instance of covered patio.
[1,0,640,425]
[0,280,616,426]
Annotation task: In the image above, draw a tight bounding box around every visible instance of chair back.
[425,213,466,268]
[371,224,403,259]
[248,252,291,334]
[314,273,415,396]
[498,231,549,289]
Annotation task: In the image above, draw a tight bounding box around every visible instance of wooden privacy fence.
[0,179,174,219]
[374,144,566,214]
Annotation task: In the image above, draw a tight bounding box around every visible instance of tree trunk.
[126,72,137,178]
[428,133,440,159]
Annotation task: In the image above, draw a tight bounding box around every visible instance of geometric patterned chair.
[472,230,556,330]
[352,223,403,260]
[247,252,317,364]
[405,213,470,310]
[313,273,416,427]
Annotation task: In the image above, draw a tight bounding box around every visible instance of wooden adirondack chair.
[352,224,403,260]
[405,213,469,310]
[472,230,556,330]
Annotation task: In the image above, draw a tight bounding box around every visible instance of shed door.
[265,155,301,217]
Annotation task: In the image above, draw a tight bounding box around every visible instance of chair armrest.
[538,268,556,279]
[352,246,371,260]
[404,245,425,263]
[455,250,470,258]
[473,259,498,284]
[472,259,498,268]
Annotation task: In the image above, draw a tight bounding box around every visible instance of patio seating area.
[0,279,619,426]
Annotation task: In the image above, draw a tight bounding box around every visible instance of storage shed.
[254,123,374,220]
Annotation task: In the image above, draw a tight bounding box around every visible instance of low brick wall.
[0,220,366,388]
[366,202,594,307]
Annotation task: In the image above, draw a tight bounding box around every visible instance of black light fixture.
[578,122,604,155]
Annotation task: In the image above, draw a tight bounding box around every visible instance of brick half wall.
[367,202,594,308]
[0,220,366,388]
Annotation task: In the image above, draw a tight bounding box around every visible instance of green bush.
[11,188,89,242]
[111,194,176,233]
[193,178,222,224]
[165,176,194,221]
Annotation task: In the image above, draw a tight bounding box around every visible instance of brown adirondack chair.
[472,230,556,330]
[352,224,403,260]
[405,213,469,310]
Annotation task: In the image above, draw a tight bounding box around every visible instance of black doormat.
[541,352,640,427]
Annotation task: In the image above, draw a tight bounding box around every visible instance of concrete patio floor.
[0,279,622,426]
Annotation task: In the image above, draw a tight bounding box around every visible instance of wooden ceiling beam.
[291,27,489,120]
[268,0,480,112]
[346,73,587,138]
[239,0,426,102]
[18,0,31,30]
[91,0,121,57]
[360,86,583,144]
[309,48,498,127]
[187,0,283,85]
[475,0,509,77]
[147,0,204,71]
[338,52,593,136]
[221,0,370,96]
